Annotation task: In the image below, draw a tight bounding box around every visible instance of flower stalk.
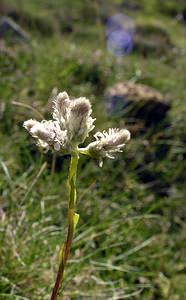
[50,152,79,300]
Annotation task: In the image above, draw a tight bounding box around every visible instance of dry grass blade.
[11,101,44,119]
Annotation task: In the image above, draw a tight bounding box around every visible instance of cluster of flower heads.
[23,91,130,166]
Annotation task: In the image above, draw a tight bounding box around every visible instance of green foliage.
[0,0,186,299]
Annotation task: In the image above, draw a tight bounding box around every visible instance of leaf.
[58,244,65,262]
[73,213,80,231]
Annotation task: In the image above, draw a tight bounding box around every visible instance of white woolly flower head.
[65,97,95,144]
[53,91,71,128]
[53,93,95,145]
[23,90,95,152]
[85,128,131,166]
[23,119,67,152]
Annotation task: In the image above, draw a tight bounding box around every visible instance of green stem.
[50,152,79,300]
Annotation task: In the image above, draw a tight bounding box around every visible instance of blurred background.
[0,0,186,299]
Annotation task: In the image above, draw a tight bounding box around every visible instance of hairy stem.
[50,153,79,300]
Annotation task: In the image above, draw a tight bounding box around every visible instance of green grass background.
[0,0,186,299]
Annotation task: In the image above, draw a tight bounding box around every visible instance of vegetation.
[0,0,185,299]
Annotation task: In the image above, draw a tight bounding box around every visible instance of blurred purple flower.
[107,29,133,56]
[106,13,135,56]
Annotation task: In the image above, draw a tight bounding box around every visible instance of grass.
[0,0,186,299]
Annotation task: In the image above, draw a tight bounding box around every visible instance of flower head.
[23,119,67,152]
[84,128,130,166]
[106,14,135,56]
[23,91,95,152]
[53,91,71,128]
[65,97,95,144]
[53,93,95,145]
